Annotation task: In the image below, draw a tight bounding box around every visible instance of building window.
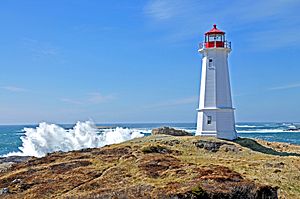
[208,59,213,68]
[207,116,212,125]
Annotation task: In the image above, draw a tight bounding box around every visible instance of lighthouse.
[196,25,237,140]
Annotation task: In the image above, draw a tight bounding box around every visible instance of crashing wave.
[5,121,144,157]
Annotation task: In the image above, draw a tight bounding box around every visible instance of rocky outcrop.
[0,156,31,164]
[0,156,31,173]
[194,140,240,152]
[0,135,298,198]
[152,126,193,136]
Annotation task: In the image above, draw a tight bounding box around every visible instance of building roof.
[205,24,225,35]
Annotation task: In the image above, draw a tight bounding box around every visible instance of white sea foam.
[235,125,261,128]
[288,125,297,129]
[237,129,300,133]
[179,129,196,134]
[134,129,152,134]
[5,121,144,157]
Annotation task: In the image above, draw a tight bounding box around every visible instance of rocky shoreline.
[0,156,32,174]
[0,128,299,198]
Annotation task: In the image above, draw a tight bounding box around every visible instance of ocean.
[0,122,300,157]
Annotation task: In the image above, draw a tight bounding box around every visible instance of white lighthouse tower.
[196,25,237,140]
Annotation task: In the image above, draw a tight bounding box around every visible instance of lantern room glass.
[205,34,225,42]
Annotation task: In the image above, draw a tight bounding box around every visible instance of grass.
[191,185,208,197]
[0,135,299,198]
[126,136,300,198]
[147,136,300,198]
[234,138,300,156]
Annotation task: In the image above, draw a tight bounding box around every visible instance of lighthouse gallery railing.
[199,41,231,49]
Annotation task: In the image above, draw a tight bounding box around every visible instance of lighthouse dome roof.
[205,24,225,35]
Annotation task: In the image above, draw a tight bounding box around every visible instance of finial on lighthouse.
[196,25,237,140]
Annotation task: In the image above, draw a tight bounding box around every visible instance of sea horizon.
[1,121,300,157]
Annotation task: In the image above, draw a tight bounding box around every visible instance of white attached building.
[196,25,237,140]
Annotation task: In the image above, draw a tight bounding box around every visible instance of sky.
[0,0,300,124]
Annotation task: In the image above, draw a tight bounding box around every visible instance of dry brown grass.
[0,135,299,198]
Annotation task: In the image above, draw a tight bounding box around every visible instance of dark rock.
[265,163,273,168]
[162,140,181,146]
[0,156,32,173]
[255,185,278,199]
[152,127,193,136]
[287,128,300,131]
[141,145,171,154]
[0,156,31,164]
[0,162,14,173]
[265,162,285,169]
[11,179,21,184]
[274,169,281,173]
[194,140,235,152]
[0,187,9,195]
[222,145,239,153]
[274,162,285,168]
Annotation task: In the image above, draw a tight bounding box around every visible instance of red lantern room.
[204,24,229,48]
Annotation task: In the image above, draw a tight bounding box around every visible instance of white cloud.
[147,96,197,108]
[144,0,300,49]
[87,92,115,104]
[61,92,115,105]
[22,38,59,59]
[269,83,300,90]
[72,24,116,33]
[60,98,84,105]
[144,0,184,21]
[1,86,28,92]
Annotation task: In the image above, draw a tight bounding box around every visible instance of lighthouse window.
[207,116,212,125]
[208,59,213,68]
[209,35,215,41]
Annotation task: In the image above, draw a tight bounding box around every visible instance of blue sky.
[0,0,300,124]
